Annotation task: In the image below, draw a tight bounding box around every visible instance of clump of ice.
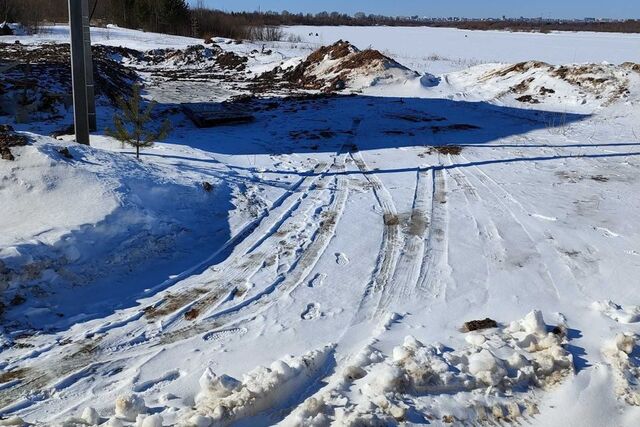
[137,414,163,427]
[81,407,99,425]
[115,393,147,421]
[104,419,124,427]
[603,333,640,406]
[182,345,335,425]
[184,414,212,427]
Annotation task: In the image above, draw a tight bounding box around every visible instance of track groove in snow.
[349,149,402,323]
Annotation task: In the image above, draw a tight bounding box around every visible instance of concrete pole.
[81,0,97,131]
[69,0,90,145]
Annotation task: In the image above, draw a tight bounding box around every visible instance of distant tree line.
[3,0,640,40]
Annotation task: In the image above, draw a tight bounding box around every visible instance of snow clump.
[180,345,335,426]
[114,393,147,421]
[603,333,640,405]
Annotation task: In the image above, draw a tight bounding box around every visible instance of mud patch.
[516,95,540,104]
[427,145,463,156]
[383,213,400,226]
[0,368,28,384]
[407,209,428,237]
[144,288,209,320]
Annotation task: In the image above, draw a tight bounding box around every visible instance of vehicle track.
[377,169,432,313]
[455,154,561,299]
[0,121,362,413]
[349,150,403,323]
[415,166,450,298]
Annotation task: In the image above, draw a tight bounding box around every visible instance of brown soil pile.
[306,40,355,63]
[482,61,550,80]
[622,62,640,73]
[216,51,248,70]
[254,40,415,93]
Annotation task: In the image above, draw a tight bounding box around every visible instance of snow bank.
[603,333,640,406]
[180,345,334,426]
[0,133,227,328]
[285,310,573,425]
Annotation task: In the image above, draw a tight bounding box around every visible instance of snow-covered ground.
[286,25,640,73]
[1,25,640,426]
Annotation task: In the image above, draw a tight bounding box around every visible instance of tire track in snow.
[415,167,450,299]
[349,150,402,323]
[0,338,106,412]
[455,154,561,300]
[0,122,360,413]
[377,168,432,313]
[153,125,360,343]
[457,152,596,300]
[145,119,362,329]
[140,162,334,326]
[157,174,351,345]
[443,161,507,306]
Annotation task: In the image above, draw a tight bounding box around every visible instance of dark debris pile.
[0,43,137,120]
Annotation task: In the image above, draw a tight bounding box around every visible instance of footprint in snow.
[309,273,327,288]
[301,303,322,320]
[335,253,349,266]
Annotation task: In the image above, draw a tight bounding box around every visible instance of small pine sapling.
[106,84,171,159]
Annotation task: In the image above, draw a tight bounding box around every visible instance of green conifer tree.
[106,84,171,160]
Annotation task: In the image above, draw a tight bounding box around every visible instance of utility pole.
[68,0,90,145]
[81,0,97,131]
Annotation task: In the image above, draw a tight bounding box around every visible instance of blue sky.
[192,1,638,19]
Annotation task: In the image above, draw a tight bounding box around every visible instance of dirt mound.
[216,51,248,70]
[482,61,550,80]
[255,40,417,93]
[306,40,356,63]
[0,43,137,121]
[121,44,247,72]
[480,61,632,106]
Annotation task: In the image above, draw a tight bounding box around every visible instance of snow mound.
[263,40,418,92]
[0,134,225,329]
[603,333,640,406]
[181,345,335,426]
[284,310,572,425]
[475,61,634,107]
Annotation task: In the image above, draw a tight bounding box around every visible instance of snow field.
[1,24,640,427]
